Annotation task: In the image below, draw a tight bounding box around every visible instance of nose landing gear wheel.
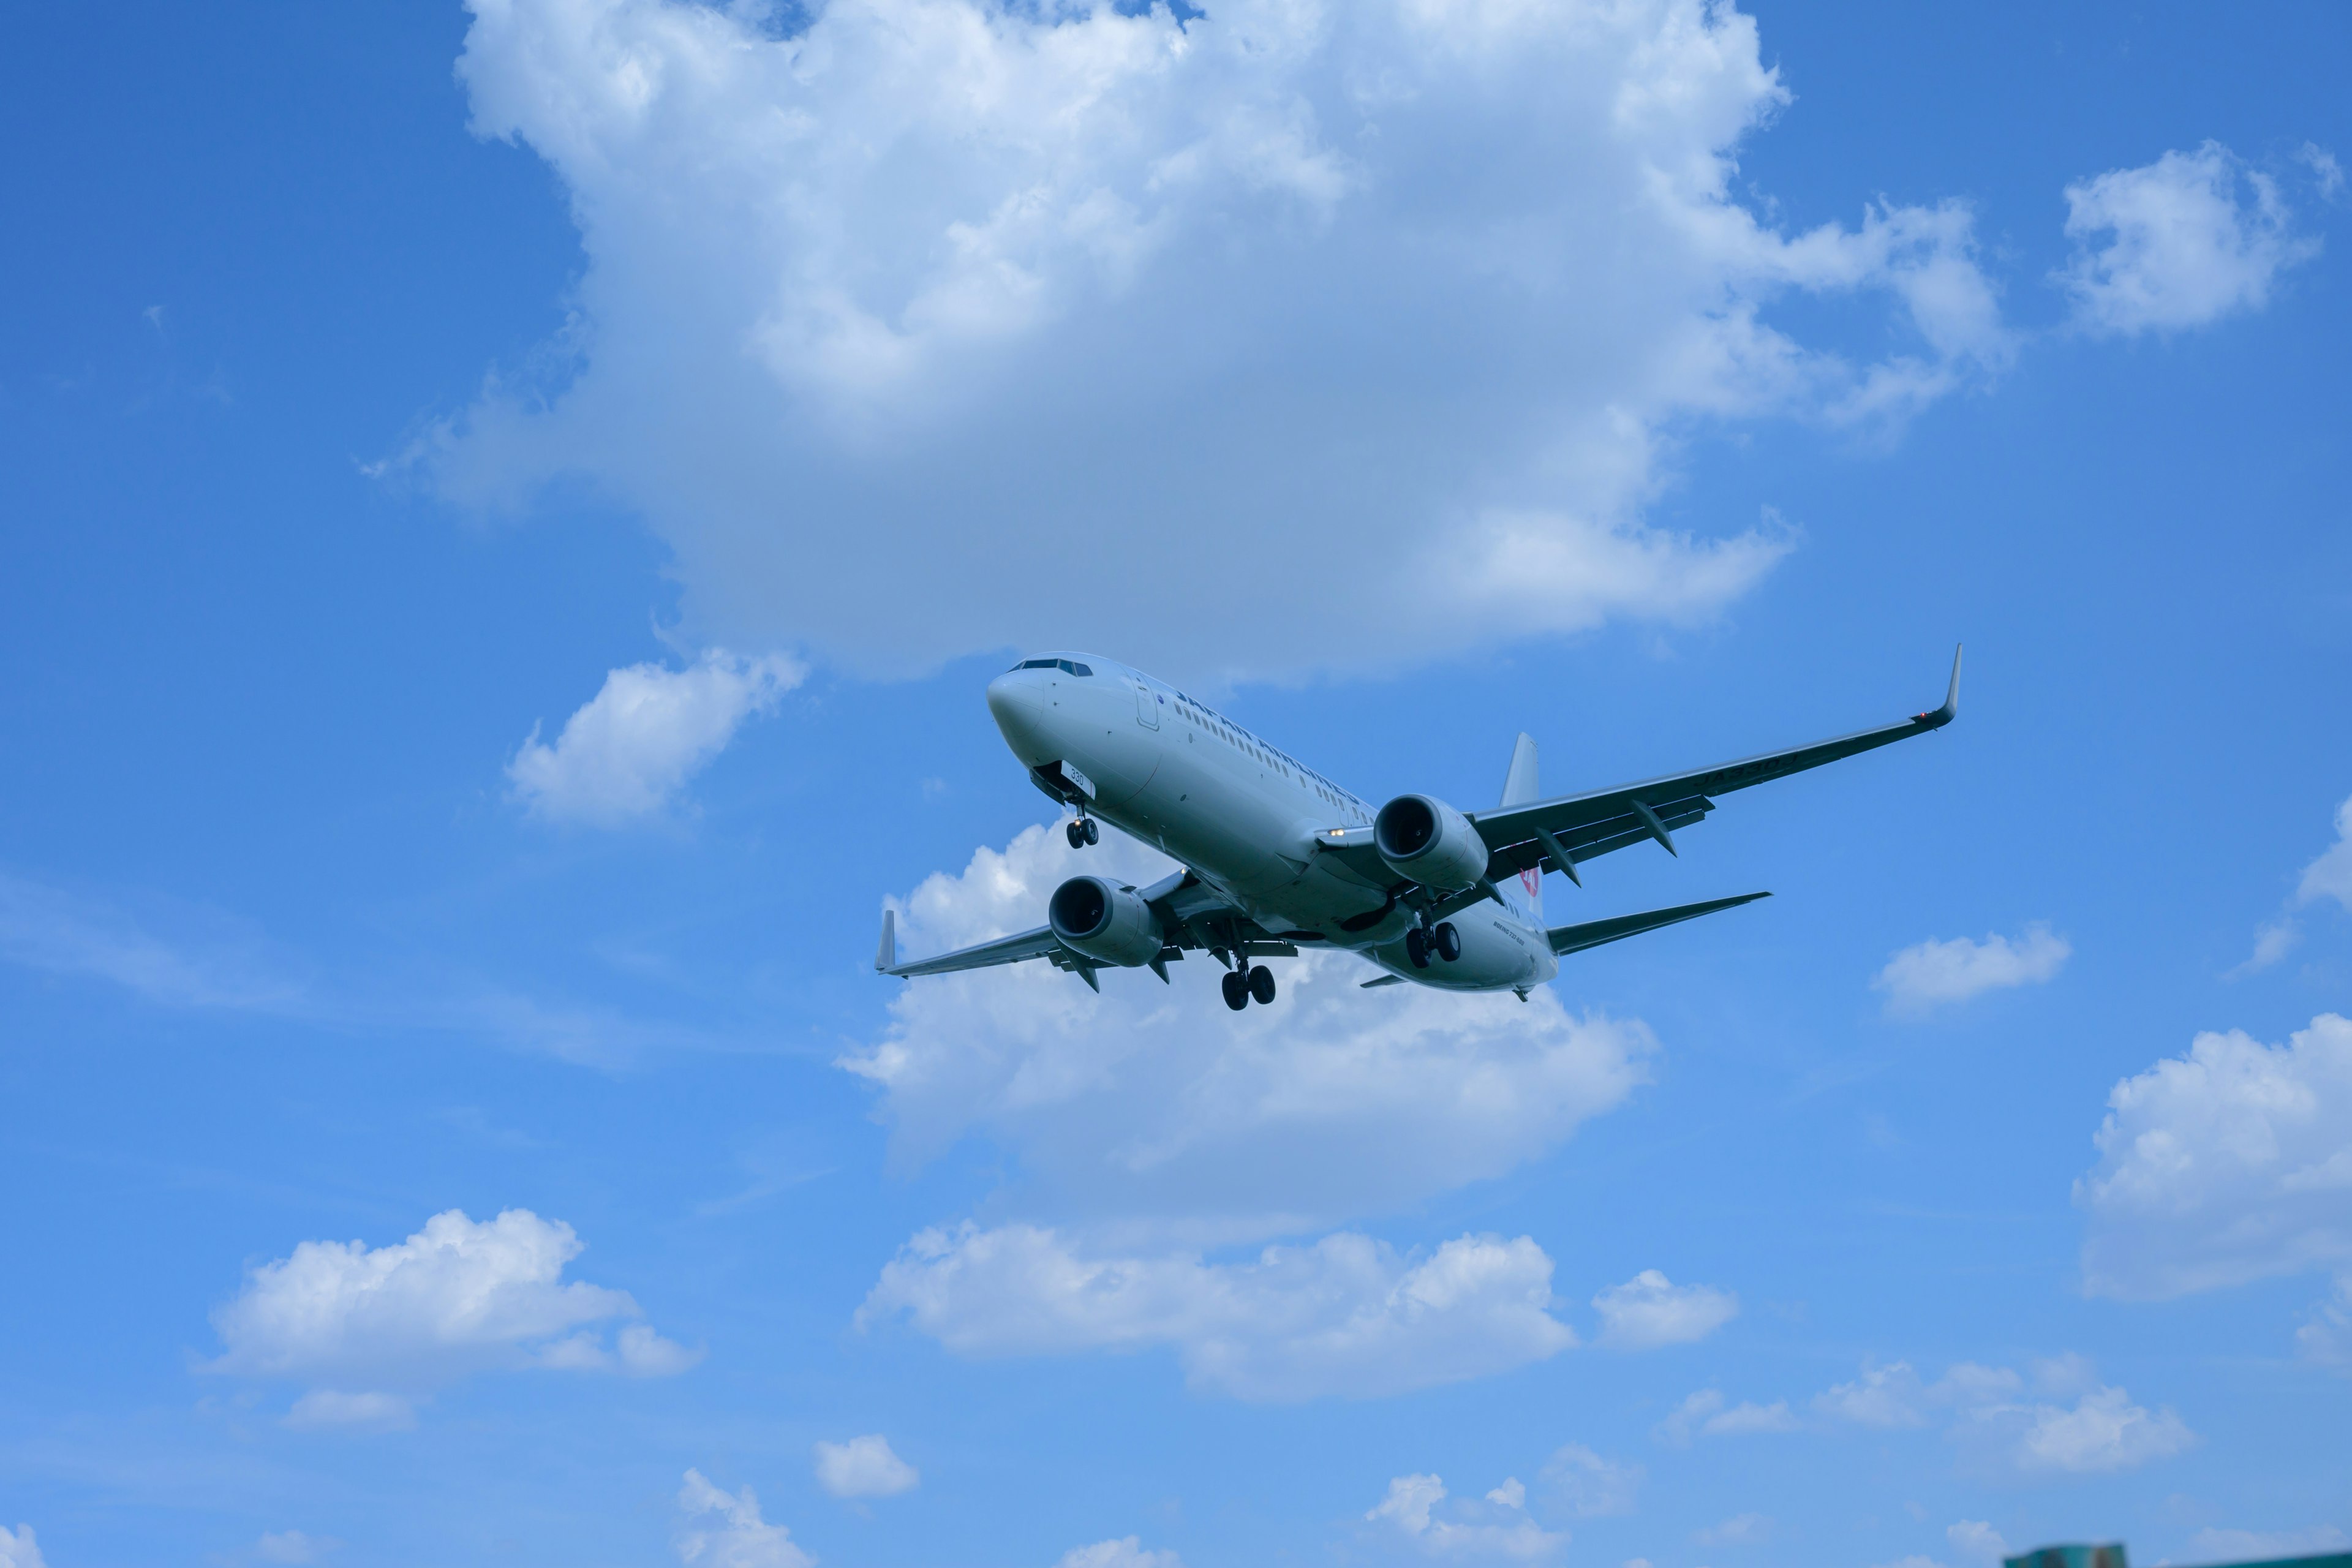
[1066,817,1100,849]
[1433,922,1461,962]
[1406,928,1431,968]
[1248,965,1276,1005]
[1221,970,1249,1011]
[1084,818,1099,845]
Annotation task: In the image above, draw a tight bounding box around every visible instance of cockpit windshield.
[1012,657,1092,676]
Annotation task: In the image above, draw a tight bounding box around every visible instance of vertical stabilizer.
[1500,733,1540,807]
[1498,734,1542,921]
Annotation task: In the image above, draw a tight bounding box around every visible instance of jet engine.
[1374,793,1490,891]
[1048,875,1166,968]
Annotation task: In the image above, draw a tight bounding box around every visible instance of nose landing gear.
[1221,965,1278,1010]
[1065,816,1101,849]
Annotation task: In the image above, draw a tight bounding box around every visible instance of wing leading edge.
[1471,646,1961,887]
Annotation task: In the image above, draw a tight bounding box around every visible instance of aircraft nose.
[986,672,1049,760]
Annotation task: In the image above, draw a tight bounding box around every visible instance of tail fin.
[1498,734,1542,921]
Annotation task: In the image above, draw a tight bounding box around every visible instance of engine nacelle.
[1048,875,1166,968]
[1374,793,1490,891]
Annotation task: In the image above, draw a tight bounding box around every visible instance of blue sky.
[3,2,2350,1566]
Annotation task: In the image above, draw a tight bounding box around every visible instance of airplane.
[876,647,1961,1009]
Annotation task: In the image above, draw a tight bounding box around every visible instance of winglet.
[1920,644,1962,728]
[875,908,897,974]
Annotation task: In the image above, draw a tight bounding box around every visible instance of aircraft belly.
[1368,910,1550,992]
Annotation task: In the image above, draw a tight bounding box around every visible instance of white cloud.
[2192,1527,2351,1561]
[862,1223,1575,1401]
[426,0,2012,680]
[1812,1360,1929,1428]
[2294,1273,2352,1370]
[2076,1012,2352,1299]
[1053,1539,1183,1568]
[1536,1445,1640,1518]
[209,1208,698,1408]
[2235,792,2352,973]
[676,1470,813,1568]
[0,1526,45,1568]
[847,823,1655,1243]
[1874,924,2068,1015]
[1808,1356,2192,1477]
[257,1530,338,1564]
[508,650,802,826]
[2295,794,2352,912]
[1653,1389,1797,1445]
[2059,141,2320,337]
[813,1434,919,1499]
[283,1390,419,1432]
[1947,1521,2010,1564]
[1366,1474,1565,1561]
[2001,1385,2195,1474]
[1696,1513,1770,1547]
[1591,1269,1737,1349]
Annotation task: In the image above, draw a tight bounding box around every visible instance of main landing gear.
[1065,816,1100,849]
[1406,922,1461,969]
[1221,965,1277,1010]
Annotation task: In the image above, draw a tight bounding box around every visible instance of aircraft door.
[1134,680,1159,729]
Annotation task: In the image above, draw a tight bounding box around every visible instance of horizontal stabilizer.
[1547,891,1771,957]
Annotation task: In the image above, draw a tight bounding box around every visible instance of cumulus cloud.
[1537,1444,1641,1519]
[1366,1474,1564,1561]
[1812,1360,1930,1428]
[813,1434,919,1499]
[423,0,2011,680]
[2000,1385,2195,1474]
[848,823,1654,1242]
[2241,793,2352,972]
[508,650,802,826]
[676,1470,813,1568]
[1653,1389,1797,1445]
[2076,1013,2352,1300]
[1873,924,2069,1015]
[1811,1356,2193,1477]
[1053,1540,1183,1568]
[0,1526,45,1568]
[1591,1269,1737,1349]
[209,1208,698,1414]
[862,1223,1575,1401]
[2059,141,2320,337]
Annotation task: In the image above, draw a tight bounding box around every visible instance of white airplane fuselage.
[986,653,1558,993]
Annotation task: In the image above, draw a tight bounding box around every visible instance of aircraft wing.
[875,871,1299,989]
[1471,646,1961,888]
[875,909,1067,977]
[1546,891,1770,956]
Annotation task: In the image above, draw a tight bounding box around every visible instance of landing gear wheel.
[1406,928,1431,969]
[1248,965,1276,1005]
[1221,970,1249,1011]
[1433,922,1461,962]
[1066,820,1087,849]
[1082,818,1100,845]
